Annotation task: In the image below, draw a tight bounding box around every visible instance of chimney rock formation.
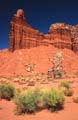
[9,9,78,52]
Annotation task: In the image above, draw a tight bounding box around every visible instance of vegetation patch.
[59,81,73,97]
[15,88,42,114]
[0,82,15,100]
[43,88,65,111]
[59,81,70,89]
[15,88,65,114]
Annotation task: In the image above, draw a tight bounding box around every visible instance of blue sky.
[0,0,78,49]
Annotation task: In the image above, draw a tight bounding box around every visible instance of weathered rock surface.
[9,9,78,52]
[9,9,45,52]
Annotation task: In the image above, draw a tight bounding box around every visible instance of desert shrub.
[63,88,73,96]
[43,88,65,111]
[0,82,15,100]
[73,96,78,103]
[59,81,70,89]
[15,89,42,114]
[59,81,73,97]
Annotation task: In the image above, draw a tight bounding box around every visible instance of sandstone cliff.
[9,9,78,52]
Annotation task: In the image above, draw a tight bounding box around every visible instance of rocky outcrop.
[9,9,78,52]
[9,9,45,52]
[71,25,78,52]
[48,23,78,51]
[48,23,72,49]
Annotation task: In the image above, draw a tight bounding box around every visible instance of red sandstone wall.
[9,9,78,52]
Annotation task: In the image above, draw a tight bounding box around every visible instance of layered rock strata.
[9,9,78,52]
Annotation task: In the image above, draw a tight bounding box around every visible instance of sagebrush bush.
[0,82,15,100]
[43,88,65,111]
[59,81,73,97]
[15,88,65,114]
[15,89,42,113]
[59,81,70,89]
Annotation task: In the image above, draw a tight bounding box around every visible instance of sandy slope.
[0,45,78,76]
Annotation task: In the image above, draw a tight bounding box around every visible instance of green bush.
[59,81,73,97]
[15,89,41,114]
[0,82,15,100]
[44,88,65,111]
[60,81,70,89]
[15,88,65,114]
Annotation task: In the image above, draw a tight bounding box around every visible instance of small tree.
[48,52,64,79]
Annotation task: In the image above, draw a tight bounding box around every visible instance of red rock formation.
[71,25,78,52]
[9,9,78,52]
[48,23,72,49]
[9,9,45,51]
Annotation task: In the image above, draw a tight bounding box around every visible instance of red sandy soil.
[0,45,78,120]
[0,99,78,120]
[0,45,78,76]
[0,78,78,120]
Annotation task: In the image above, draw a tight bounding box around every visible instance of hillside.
[0,45,78,77]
